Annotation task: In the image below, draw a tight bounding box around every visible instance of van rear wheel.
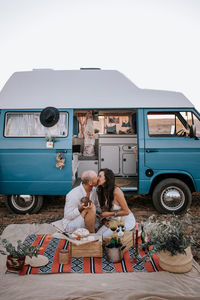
[5,195,43,214]
[152,178,192,214]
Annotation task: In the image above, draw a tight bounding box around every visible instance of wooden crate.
[70,236,103,257]
[104,231,134,254]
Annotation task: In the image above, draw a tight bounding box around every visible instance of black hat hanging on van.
[40,107,59,127]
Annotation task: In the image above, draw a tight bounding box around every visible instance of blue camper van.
[0,69,199,214]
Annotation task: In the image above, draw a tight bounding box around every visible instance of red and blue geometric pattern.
[20,234,162,275]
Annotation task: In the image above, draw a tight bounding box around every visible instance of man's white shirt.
[62,183,100,230]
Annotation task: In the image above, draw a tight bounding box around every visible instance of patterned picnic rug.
[20,234,162,275]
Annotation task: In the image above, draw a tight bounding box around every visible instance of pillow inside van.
[107,125,116,134]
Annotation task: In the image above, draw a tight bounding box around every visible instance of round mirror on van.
[40,107,59,127]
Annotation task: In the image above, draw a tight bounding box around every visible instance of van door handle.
[146,149,159,153]
[56,150,67,153]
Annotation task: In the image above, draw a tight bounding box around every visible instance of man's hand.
[81,197,92,206]
[102,219,110,227]
[78,202,94,213]
[84,202,95,210]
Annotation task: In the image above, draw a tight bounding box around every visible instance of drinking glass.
[118,217,125,229]
[109,219,118,238]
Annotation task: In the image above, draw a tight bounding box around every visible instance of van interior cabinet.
[99,135,137,176]
[122,153,136,175]
[100,145,120,174]
[77,160,98,178]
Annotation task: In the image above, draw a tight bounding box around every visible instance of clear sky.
[0,0,199,111]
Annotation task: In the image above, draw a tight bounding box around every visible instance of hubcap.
[161,186,185,211]
[11,195,35,212]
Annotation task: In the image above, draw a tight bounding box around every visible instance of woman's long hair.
[97,168,115,210]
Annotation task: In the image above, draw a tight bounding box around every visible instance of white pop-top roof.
[0,69,193,109]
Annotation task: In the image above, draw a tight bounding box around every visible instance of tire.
[5,195,43,214]
[152,178,192,214]
[31,196,44,214]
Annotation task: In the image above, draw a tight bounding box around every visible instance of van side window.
[147,112,198,137]
[4,112,68,137]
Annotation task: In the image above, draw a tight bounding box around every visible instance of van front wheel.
[152,178,192,214]
[5,195,43,214]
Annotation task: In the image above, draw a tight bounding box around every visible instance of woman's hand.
[100,211,111,218]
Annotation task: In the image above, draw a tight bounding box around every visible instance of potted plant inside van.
[140,213,194,273]
[0,238,39,273]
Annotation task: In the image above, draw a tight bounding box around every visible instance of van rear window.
[4,112,68,137]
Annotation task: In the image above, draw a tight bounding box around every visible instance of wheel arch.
[5,194,43,214]
[149,172,196,195]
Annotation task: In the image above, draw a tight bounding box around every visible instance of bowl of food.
[72,228,90,239]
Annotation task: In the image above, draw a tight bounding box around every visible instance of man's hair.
[81,170,97,185]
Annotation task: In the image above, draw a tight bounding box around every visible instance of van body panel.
[0,150,73,194]
[143,108,200,193]
[0,181,72,195]
[137,109,146,194]
[140,170,197,195]
[0,109,73,195]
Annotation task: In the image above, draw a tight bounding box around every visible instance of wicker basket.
[159,246,193,273]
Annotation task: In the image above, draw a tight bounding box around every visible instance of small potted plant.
[45,135,56,148]
[139,213,194,273]
[0,238,39,272]
[94,128,99,138]
[94,128,99,134]
[105,237,126,263]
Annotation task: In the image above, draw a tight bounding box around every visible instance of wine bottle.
[135,223,139,256]
[141,223,147,252]
[141,224,145,244]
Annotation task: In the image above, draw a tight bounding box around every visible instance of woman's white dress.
[96,203,136,238]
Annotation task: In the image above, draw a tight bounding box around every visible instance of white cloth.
[72,153,79,180]
[1,224,200,300]
[83,117,95,156]
[62,183,100,231]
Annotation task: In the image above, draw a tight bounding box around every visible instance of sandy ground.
[0,193,200,263]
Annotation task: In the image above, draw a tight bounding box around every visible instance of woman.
[96,168,136,238]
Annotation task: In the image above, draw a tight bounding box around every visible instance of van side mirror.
[189,125,197,139]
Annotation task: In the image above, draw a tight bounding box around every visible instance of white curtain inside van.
[4,112,68,137]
